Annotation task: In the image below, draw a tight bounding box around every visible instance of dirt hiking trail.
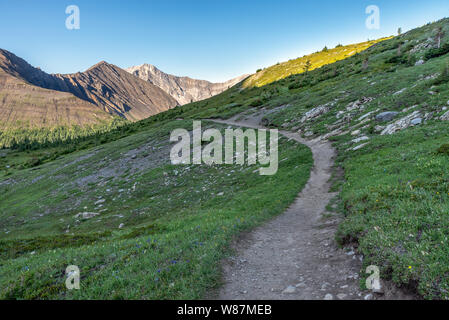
[208,112,414,300]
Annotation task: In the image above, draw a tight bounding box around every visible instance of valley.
[0,17,448,300]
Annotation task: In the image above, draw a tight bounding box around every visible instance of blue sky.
[1,0,449,82]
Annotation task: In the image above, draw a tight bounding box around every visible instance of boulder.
[415,59,425,66]
[376,112,399,122]
[381,111,422,135]
[441,111,449,121]
[410,118,422,126]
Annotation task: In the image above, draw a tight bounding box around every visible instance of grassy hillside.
[243,38,391,87]
[0,120,312,299]
[1,18,449,299]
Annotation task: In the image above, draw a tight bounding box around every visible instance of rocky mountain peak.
[126,64,248,105]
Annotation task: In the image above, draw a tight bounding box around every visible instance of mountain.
[243,38,391,87]
[0,49,179,123]
[0,50,114,129]
[49,62,179,121]
[126,64,248,105]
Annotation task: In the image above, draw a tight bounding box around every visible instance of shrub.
[436,143,449,155]
[424,43,449,60]
[433,66,449,85]
[247,98,264,107]
[27,157,41,167]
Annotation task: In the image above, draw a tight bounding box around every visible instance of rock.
[304,131,314,137]
[410,40,434,53]
[381,111,422,135]
[402,105,418,113]
[393,88,407,95]
[336,111,345,119]
[374,125,385,133]
[364,293,374,300]
[352,143,370,151]
[95,199,106,205]
[74,212,99,219]
[424,112,434,120]
[300,103,334,123]
[358,110,378,121]
[410,118,422,126]
[376,112,399,122]
[373,285,384,295]
[321,283,330,290]
[343,114,353,123]
[346,97,374,111]
[441,111,449,121]
[352,136,370,144]
[119,223,125,229]
[415,59,425,66]
[282,286,297,294]
[351,130,361,136]
[324,294,334,300]
[337,293,348,300]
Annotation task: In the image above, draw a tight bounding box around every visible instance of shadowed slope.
[0,52,114,129]
[0,49,178,122]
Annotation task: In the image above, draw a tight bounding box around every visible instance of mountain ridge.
[126,63,249,105]
[0,49,115,129]
[0,50,179,123]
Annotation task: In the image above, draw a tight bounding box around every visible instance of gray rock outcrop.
[127,64,248,105]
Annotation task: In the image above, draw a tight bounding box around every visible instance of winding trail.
[209,114,411,300]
